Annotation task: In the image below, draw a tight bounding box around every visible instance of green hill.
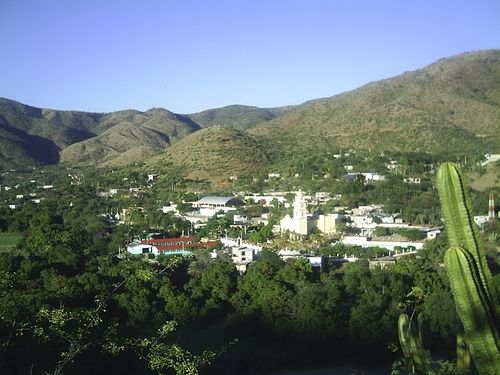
[148,126,269,184]
[250,50,500,159]
[60,108,200,166]
[0,100,200,168]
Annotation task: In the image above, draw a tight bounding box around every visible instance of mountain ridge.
[1,49,499,172]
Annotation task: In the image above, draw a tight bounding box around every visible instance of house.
[315,192,330,202]
[404,177,421,184]
[340,236,424,251]
[230,247,256,273]
[143,236,218,254]
[361,172,385,182]
[426,230,441,240]
[386,161,401,170]
[162,204,178,214]
[474,215,490,228]
[126,236,219,257]
[268,172,281,178]
[126,242,157,256]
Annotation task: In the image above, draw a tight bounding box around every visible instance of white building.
[192,196,243,217]
[162,204,178,214]
[404,177,421,184]
[340,236,424,251]
[361,172,385,182]
[126,242,158,256]
[279,191,341,236]
[230,247,257,273]
[474,215,490,228]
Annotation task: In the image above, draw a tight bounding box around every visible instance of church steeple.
[293,190,308,235]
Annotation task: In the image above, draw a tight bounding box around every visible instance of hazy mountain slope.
[187,104,292,130]
[60,108,201,166]
[250,50,500,157]
[148,126,269,183]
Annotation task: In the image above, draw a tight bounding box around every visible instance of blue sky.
[1,0,499,114]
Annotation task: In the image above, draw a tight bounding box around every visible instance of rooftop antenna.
[488,192,495,220]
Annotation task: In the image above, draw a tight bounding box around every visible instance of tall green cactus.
[437,163,500,375]
[398,312,430,375]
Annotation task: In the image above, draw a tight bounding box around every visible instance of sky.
[1,0,499,114]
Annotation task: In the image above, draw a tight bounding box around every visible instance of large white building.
[278,190,341,236]
[191,196,243,217]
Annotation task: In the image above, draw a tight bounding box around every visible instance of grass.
[467,162,500,191]
[0,233,24,249]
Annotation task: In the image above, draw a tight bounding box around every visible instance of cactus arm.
[398,313,412,360]
[444,246,500,374]
[436,163,499,320]
[398,313,430,375]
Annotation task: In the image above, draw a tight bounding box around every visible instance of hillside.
[60,108,200,166]
[250,50,500,158]
[2,50,499,172]
[0,100,200,168]
[187,104,292,130]
[148,126,269,184]
[0,98,102,167]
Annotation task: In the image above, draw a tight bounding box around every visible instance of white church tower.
[293,190,309,235]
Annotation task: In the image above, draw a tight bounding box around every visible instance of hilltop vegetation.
[149,126,269,184]
[187,104,292,130]
[250,50,500,159]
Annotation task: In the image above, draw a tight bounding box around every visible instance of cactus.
[437,163,500,375]
[398,312,430,374]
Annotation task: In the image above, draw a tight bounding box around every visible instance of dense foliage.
[0,206,462,374]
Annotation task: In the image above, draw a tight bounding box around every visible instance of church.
[278,190,342,236]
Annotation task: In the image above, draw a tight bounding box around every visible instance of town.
[2,151,498,270]
[1,149,499,375]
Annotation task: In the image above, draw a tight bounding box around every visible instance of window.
[142,247,150,254]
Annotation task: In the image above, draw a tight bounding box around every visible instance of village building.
[278,190,342,236]
[404,177,422,184]
[340,235,424,251]
[230,247,257,273]
[126,236,218,257]
[191,196,243,217]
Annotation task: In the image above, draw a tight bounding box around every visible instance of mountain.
[60,108,200,166]
[250,50,500,158]
[148,126,269,184]
[0,98,101,167]
[187,104,292,131]
[1,50,499,172]
[0,100,200,168]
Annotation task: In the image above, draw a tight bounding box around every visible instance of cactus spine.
[437,163,500,375]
